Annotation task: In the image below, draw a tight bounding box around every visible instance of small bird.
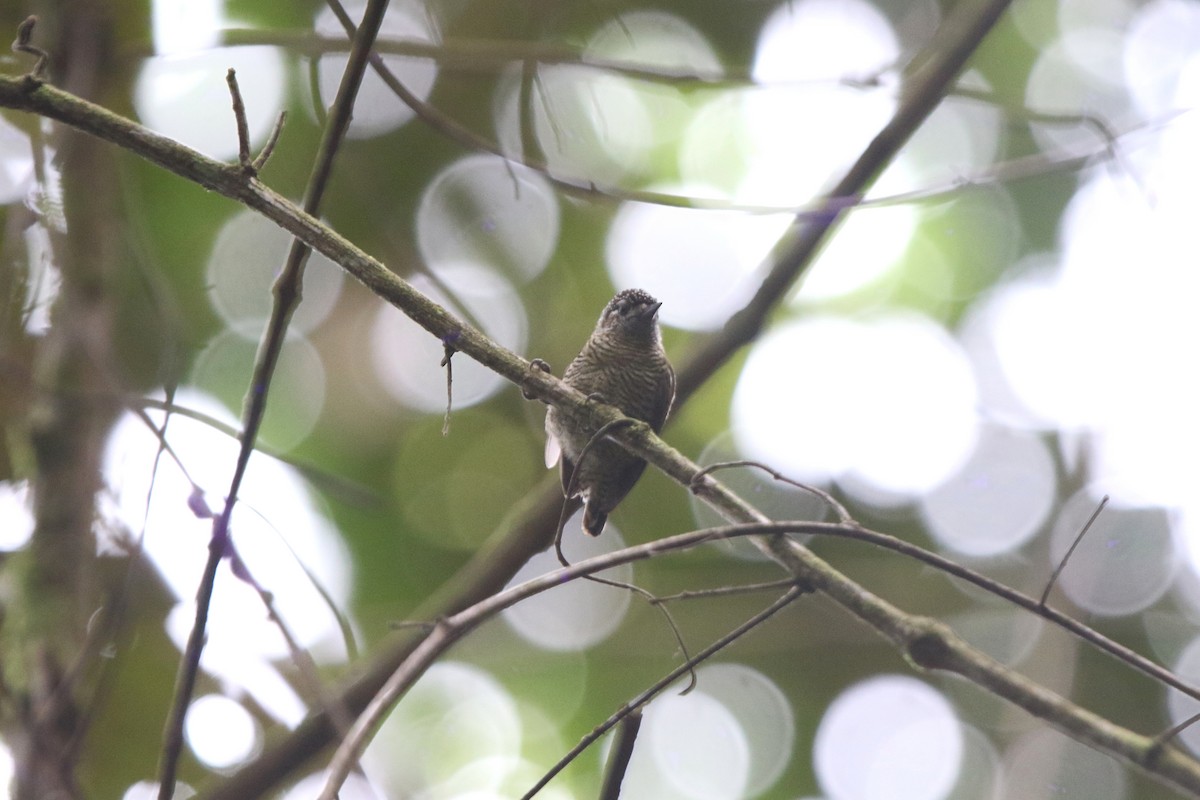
[545,289,675,536]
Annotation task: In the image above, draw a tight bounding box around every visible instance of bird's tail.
[583,504,607,537]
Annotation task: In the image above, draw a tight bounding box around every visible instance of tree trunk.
[0,3,122,796]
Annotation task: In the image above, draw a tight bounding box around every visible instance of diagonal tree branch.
[673,0,1016,401]
[17,2,1189,798]
[2,0,1015,790]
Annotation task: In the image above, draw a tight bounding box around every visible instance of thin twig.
[157,522,227,800]
[440,343,454,436]
[523,586,805,800]
[243,575,356,737]
[316,527,810,800]
[235,502,360,662]
[154,2,393,797]
[252,110,287,172]
[557,417,697,692]
[127,395,378,507]
[1155,710,1200,756]
[227,69,288,174]
[225,69,252,171]
[692,459,853,524]
[1040,495,1109,607]
[652,578,800,603]
[770,517,1200,705]
[12,16,48,83]
[11,4,1166,794]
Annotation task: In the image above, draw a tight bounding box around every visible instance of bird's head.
[599,288,663,340]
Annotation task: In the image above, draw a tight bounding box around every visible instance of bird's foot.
[522,358,552,400]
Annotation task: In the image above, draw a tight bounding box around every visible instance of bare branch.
[316,528,810,800]
[12,15,48,83]
[225,68,252,171]
[1040,494,1109,607]
[440,343,455,436]
[157,0,394,795]
[598,712,642,800]
[252,110,287,172]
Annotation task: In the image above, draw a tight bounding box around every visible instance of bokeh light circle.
[207,209,344,332]
[134,46,286,160]
[502,515,632,651]
[0,115,34,204]
[944,723,1003,800]
[622,690,750,800]
[919,425,1056,557]
[1123,0,1200,119]
[417,154,560,283]
[185,694,260,769]
[944,606,1044,667]
[606,189,789,330]
[492,64,649,184]
[151,0,219,55]
[1025,32,1132,153]
[732,314,978,500]
[365,662,522,794]
[0,481,34,550]
[1047,488,1178,616]
[370,265,526,412]
[0,744,12,800]
[754,0,898,82]
[690,432,829,561]
[1002,729,1127,800]
[1166,636,1200,756]
[690,664,795,796]
[814,674,963,800]
[122,781,196,800]
[744,0,900,205]
[493,11,718,185]
[103,389,354,725]
[587,10,721,77]
[313,0,439,138]
[891,74,1005,188]
[797,199,919,302]
[1057,165,1200,510]
[191,324,326,450]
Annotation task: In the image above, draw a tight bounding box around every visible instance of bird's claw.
[522,358,552,400]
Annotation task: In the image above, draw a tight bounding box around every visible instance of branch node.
[903,618,954,672]
[13,16,49,86]
[687,471,711,495]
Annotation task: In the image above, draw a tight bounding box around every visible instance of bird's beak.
[648,301,662,318]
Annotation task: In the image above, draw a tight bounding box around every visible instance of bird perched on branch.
[545,289,675,536]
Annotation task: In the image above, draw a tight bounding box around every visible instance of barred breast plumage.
[545,289,675,536]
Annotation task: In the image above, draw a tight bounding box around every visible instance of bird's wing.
[544,433,562,469]
[544,414,562,468]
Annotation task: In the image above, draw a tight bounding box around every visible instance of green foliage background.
[0,1,1191,799]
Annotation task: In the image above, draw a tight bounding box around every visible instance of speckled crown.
[607,288,659,312]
